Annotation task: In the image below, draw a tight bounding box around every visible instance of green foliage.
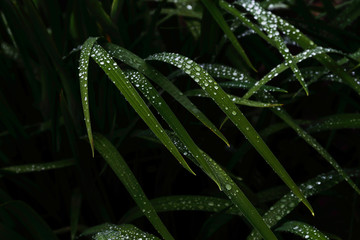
[1,0,360,239]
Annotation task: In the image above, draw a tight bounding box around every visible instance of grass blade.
[0,159,75,175]
[81,223,160,240]
[185,89,283,107]
[122,195,238,222]
[201,0,256,71]
[104,42,229,146]
[93,133,174,240]
[248,169,359,239]
[90,42,194,174]
[79,37,98,156]
[275,221,330,240]
[147,52,314,215]
[307,113,360,132]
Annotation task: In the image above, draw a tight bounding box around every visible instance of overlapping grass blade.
[93,133,173,240]
[124,69,221,186]
[79,37,98,156]
[221,0,360,95]
[198,62,360,197]
[81,223,160,240]
[104,42,229,146]
[185,89,283,107]
[219,81,287,93]
[200,0,256,71]
[243,47,341,99]
[147,52,313,215]
[248,169,359,239]
[223,0,307,94]
[88,42,194,174]
[275,221,330,240]
[0,159,75,175]
[157,131,278,240]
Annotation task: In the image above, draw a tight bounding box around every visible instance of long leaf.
[80,223,160,240]
[79,37,98,156]
[275,221,330,240]
[185,89,283,107]
[93,133,174,240]
[147,52,313,215]
[0,159,75,175]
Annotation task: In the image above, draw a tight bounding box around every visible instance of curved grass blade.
[79,37,98,157]
[185,89,283,107]
[81,223,160,240]
[147,52,314,215]
[201,0,256,71]
[219,81,287,93]
[228,0,307,94]
[91,43,194,174]
[124,70,221,187]
[122,195,238,222]
[248,169,359,239]
[0,159,75,175]
[275,221,330,240]
[199,64,286,92]
[93,133,174,240]
[104,42,229,147]
[243,47,341,99]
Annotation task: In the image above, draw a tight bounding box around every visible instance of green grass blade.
[185,89,283,107]
[124,69,221,186]
[93,133,174,240]
[219,81,287,93]
[79,37,98,157]
[147,52,314,215]
[91,43,194,174]
[104,42,229,146]
[200,0,256,71]
[122,195,238,223]
[81,223,160,240]
[248,169,359,239]
[275,221,330,240]
[307,114,360,132]
[1,201,58,240]
[243,47,341,99]
[0,159,75,175]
